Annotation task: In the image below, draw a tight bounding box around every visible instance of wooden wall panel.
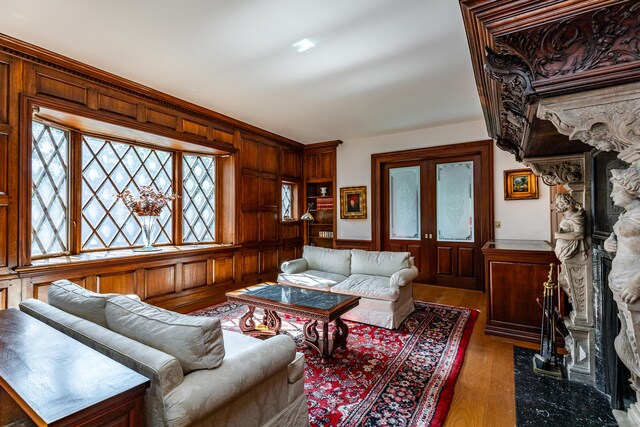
[0,60,8,122]
[318,151,333,180]
[281,223,300,240]
[241,212,260,243]
[213,256,234,283]
[242,251,260,278]
[32,277,87,303]
[183,261,207,290]
[242,139,260,170]
[183,119,208,138]
[36,73,87,105]
[241,174,260,208]
[260,177,278,207]
[213,129,233,144]
[146,108,177,129]
[458,247,475,278]
[261,212,279,242]
[306,152,318,180]
[437,247,452,276]
[280,147,301,179]
[0,287,6,309]
[261,143,278,175]
[98,271,137,296]
[280,246,297,264]
[334,240,373,251]
[260,249,278,274]
[98,93,137,118]
[145,265,176,298]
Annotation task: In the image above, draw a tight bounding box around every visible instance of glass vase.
[135,215,162,252]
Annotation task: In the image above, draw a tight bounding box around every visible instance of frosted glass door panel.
[437,161,474,242]
[389,166,420,240]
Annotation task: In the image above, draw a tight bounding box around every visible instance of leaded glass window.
[182,154,216,243]
[282,183,293,220]
[31,122,69,256]
[81,136,173,250]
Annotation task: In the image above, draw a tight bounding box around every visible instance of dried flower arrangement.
[117,185,176,216]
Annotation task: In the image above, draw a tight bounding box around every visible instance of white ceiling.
[1,0,484,143]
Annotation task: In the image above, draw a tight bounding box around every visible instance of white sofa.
[19,280,309,427]
[278,246,419,329]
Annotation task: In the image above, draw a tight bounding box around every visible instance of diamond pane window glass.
[282,183,293,220]
[81,136,173,250]
[436,161,474,242]
[31,121,69,256]
[183,154,215,243]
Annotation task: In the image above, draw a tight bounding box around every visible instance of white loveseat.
[278,246,419,329]
[19,280,309,427]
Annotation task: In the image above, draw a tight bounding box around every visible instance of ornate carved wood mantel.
[460,0,640,416]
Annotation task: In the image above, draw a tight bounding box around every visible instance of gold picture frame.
[504,168,539,200]
[340,186,367,219]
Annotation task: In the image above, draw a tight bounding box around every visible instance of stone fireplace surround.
[529,81,640,424]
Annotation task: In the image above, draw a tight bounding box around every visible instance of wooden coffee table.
[226,283,359,361]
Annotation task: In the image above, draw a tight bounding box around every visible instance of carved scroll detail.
[496,2,640,80]
[484,47,535,161]
[527,161,583,186]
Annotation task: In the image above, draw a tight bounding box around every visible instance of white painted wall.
[336,119,551,241]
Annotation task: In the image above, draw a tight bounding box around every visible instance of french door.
[380,149,488,290]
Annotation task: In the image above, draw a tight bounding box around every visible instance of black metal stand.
[533,263,563,378]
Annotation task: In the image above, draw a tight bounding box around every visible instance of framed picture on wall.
[340,186,367,219]
[504,169,539,200]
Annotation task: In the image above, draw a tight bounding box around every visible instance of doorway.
[372,140,493,291]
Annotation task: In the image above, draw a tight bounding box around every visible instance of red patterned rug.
[192,300,477,427]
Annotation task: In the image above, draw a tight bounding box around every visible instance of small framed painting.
[504,169,538,200]
[340,186,367,219]
[504,169,539,200]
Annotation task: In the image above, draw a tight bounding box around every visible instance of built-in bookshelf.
[303,141,342,248]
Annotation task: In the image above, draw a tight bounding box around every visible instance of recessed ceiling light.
[292,38,316,53]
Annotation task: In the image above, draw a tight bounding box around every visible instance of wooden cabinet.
[483,239,561,343]
[304,141,341,248]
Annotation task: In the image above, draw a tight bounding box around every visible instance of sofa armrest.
[164,334,296,426]
[390,266,419,287]
[281,258,308,274]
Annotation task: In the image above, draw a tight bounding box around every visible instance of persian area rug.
[192,301,477,427]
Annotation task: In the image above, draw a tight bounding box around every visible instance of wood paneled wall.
[0,34,304,311]
[238,133,303,285]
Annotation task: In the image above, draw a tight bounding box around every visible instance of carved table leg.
[304,319,320,355]
[239,306,256,333]
[321,322,330,362]
[333,317,349,352]
[240,306,281,336]
[264,309,282,334]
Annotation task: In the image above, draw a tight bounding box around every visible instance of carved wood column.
[535,82,640,423]
[526,154,595,383]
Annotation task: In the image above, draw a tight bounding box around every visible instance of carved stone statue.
[605,163,640,424]
[553,194,588,306]
[554,193,587,263]
[605,165,640,304]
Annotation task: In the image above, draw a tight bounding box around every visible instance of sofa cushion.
[47,280,118,327]
[106,296,225,374]
[277,270,347,291]
[350,250,411,277]
[302,245,351,277]
[330,274,400,302]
